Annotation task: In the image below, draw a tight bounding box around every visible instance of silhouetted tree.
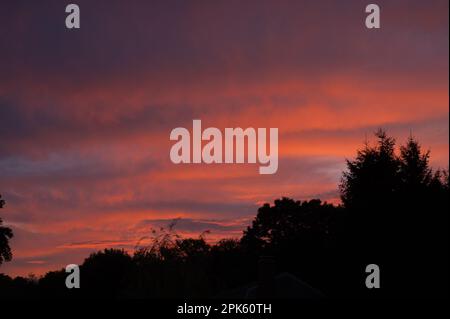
[399,136,432,188]
[399,138,449,297]
[340,130,400,217]
[242,198,342,251]
[0,194,13,266]
[340,130,449,297]
[1,131,447,299]
[241,198,344,294]
[209,239,251,291]
[81,248,134,298]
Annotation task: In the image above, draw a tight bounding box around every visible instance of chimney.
[257,256,276,298]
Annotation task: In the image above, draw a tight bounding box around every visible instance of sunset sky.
[0,0,448,277]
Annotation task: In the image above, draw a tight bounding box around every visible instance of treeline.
[0,131,448,298]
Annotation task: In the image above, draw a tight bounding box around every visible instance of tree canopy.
[0,131,448,298]
[0,195,13,266]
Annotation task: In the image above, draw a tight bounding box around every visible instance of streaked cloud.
[0,0,447,277]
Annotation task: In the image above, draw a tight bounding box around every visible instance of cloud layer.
[0,0,448,277]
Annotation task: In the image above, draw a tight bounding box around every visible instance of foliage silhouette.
[0,131,448,298]
[339,130,449,297]
[0,195,13,266]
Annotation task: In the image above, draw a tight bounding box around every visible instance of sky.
[0,0,448,277]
